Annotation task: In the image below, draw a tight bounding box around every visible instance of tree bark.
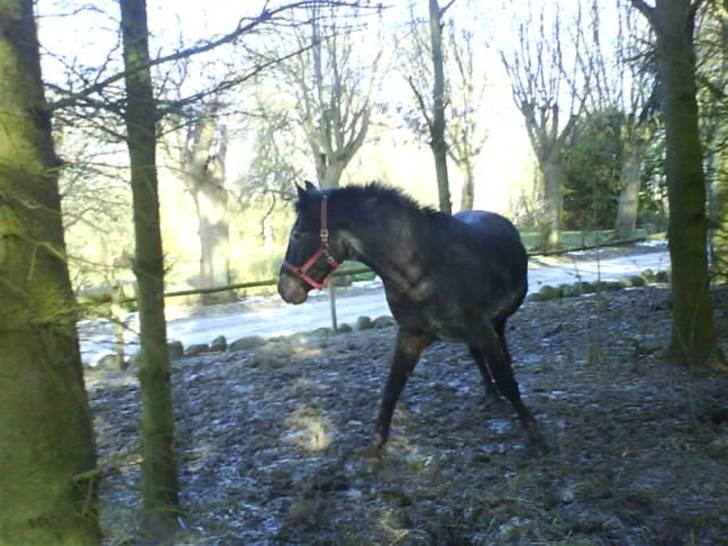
[615,130,645,240]
[541,150,566,249]
[0,1,101,544]
[460,159,475,211]
[298,7,374,190]
[632,0,718,367]
[429,0,452,214]
[712,0,728,282]
[119,0,180,540]
[184,108,232,303]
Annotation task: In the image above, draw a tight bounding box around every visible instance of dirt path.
[88,286,728,545]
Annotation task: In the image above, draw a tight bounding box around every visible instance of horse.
[277,181,547,457]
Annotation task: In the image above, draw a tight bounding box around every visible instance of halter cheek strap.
[283,195,341,290]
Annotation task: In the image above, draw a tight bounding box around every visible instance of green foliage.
[636,129,668,232]
[563,111,622,230]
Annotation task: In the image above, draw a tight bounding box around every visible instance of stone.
[533,285,560,301]
[372,315,396,329]
[229,335,267,352]
[356,316,373,330]
[168,340,184,360]
[210,335,227,352]
[95,353,122,370]
[186,343,210,356]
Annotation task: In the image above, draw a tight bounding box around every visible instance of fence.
[84,233,666,333]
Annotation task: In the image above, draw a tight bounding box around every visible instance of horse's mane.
[334,182,439,217]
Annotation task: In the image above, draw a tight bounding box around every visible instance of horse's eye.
[292,231,302,241]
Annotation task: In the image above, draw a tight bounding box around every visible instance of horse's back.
[454,210,525,256]
[452,210,527,311]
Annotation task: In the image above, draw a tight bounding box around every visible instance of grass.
[519,228,652,252]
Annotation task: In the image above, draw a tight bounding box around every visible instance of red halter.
[283,195,341,290]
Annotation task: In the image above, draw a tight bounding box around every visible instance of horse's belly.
[388,297,476,342]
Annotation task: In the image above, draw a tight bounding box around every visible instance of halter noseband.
[283,195,341,290]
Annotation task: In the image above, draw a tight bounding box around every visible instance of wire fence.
[79,233,666,333]
[81,233,661,306]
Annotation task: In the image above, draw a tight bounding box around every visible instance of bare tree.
[428,0,454,213]
[447,26,489,210]
[402,2,488,212]
[500,0,592,249]
[610,1,658,239]
[276,4,382,188]
[179,100,233,303]
[631,0,720,368]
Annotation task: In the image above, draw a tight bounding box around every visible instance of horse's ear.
[304,180,316,191]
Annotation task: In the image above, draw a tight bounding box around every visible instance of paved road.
[79,245,670,364]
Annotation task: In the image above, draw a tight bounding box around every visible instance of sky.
[33,0,628,216]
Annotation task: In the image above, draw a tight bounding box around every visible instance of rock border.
[111,270,670,367]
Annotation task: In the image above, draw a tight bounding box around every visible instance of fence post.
[328,282,338,332]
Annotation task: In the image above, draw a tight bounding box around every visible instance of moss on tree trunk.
[0,0,101,543]
[633,0,719,367]
[119,0,179,540]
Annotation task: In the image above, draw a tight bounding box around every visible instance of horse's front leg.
[372,328,432,455]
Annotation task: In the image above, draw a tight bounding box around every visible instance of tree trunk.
[540,151,565,249]
[0,1,101,544]
[314,152,346,189]
[194,181,231,303]
[119,0,179,540]
[635,0,718,367]
[712,1,728,282]
[615,131,644,240]
[185,111,232,304]
[715,159,728,282]
[429,0,452,214]
[459,159,475,211]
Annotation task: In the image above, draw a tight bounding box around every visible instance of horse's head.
[278,181,344,304]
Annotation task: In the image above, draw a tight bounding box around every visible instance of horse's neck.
[344,208,436,296]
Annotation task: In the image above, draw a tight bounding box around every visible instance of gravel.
[87,286,728,546]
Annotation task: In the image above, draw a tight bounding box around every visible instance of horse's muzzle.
[277,268,309,304]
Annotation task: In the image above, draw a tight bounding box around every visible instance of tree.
[428,0,453,213]
[500,1,592,249]
[631,0,720,367]
[401,2,488,212]
[279,4,382,189]
[700,0,728,281]
[562,111,622,231]
[180,100,232,303]
[0,0,101,544]
[613,1,658,239]
[447,26,489,211]
[119,0,179,540]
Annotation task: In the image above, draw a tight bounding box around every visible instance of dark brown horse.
[278,182,546,456]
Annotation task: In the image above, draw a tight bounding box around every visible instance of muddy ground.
[87,286,728,546]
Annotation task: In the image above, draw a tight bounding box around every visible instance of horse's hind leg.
[479,324,548,457]
[468,346,503,403]
[372,328,432,455]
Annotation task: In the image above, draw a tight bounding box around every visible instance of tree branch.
[47,1,368,112]
[629,0,656,26]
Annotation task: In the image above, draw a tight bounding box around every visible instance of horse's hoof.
[363,433,388,460]
[482,395,509,415]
